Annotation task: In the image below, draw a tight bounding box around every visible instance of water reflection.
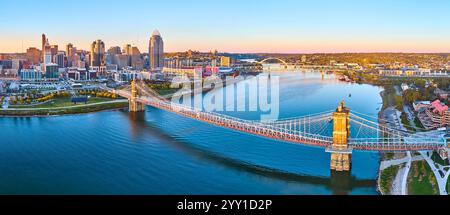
[129,111,376,194]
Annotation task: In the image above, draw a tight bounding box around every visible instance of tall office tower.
[26,47,41,65]
[66,43,73,56]
[54,51,65,68]
[50,45,58,59]
[66,43,75,66]
[123,44,132,55]
[130,46,143,70]
[107,46,121,65]
[41,34,46,63]
[148,30,164,70]
[90,39,105,67]
[131,47,141,56]
[43,38,52,63]
[108,46,121,56]
[44,50,52,64]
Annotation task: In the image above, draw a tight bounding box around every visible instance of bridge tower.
[129,79,145,112]
[327,101,352,171]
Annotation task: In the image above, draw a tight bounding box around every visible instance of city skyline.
[1,0,450,53]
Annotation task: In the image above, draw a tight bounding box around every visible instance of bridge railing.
[116,84,447,151]
[137,94,335,144]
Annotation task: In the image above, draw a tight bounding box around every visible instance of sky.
[1,0,450,53]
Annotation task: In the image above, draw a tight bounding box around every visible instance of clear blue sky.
[1,0,450,53]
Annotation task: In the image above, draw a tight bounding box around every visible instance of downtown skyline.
[1,0,450,54]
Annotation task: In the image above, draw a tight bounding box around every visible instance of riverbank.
[377,84,409,195]
[374,81,443,195]
[0,100,128,116]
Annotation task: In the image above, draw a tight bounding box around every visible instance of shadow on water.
[126,111,376,194]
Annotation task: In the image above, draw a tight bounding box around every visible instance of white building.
[401,83,409,91]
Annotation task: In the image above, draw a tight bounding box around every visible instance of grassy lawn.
[1,101,127,116]
[447,176,450,193]
[12,97,114,109]
[408,160,439,195]
[431,151,449,166]
[383,153,395,160]
[414,116,425,129]
[155,89,180,96]
[400,112,415,132]
[380,165,399,195]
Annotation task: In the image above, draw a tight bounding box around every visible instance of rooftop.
[152,29,161,37]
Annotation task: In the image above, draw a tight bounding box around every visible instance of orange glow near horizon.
[1,35,450,54]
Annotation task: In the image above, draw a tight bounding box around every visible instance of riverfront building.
[220,56,231,67]
[20,69,42,81]
[418,100,450,129]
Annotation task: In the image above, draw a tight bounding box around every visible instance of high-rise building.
[66,43,73,57]
[50,45,58,59]
[131,47,141,56]
[66,43,76,67]
[42,38,53,63]
[116,54,130,70]
[108,46,121,56]
[26,47,41,65]
[54,51,65,68]
[44,50,52,64]
[149,30,164,70]
[90,39,105,67]
[44,63,59,80]
[41,34,46,63]
[123,44,132,55]
[107,46,121,65]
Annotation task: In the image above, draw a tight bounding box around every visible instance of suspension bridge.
[107,79,447,172]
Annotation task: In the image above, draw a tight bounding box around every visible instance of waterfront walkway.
[419,151,449,195]
[381,152,416,195]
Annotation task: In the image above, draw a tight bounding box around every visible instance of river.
[0,72,383,194]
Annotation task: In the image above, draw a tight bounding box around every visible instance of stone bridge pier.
[327,101,352,172]
[129,79,145,112]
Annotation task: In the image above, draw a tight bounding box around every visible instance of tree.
[415,79,426,89]
[404,89,420,104]
[394,95,403,110]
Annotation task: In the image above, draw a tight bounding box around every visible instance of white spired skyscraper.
[148,30,164,70]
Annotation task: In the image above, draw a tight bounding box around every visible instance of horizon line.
[1,51,450,55]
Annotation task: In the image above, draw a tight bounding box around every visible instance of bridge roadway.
[112,87,445,152]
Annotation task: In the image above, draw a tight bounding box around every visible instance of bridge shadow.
[125,111,376,195]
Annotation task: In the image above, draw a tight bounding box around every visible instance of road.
[1,96,9,109]
[380,154,423,171]
[419,151,448,195]
[401,152,412,195]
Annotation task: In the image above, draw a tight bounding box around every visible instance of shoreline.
[0,107,128,118]
[0,100,128,118]
[376,90,387,195]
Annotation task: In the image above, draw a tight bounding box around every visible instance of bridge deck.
[113,86,446,152]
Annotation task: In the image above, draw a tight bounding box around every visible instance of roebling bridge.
[107,80,447,172]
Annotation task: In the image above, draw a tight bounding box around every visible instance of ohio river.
[0,72,382,194]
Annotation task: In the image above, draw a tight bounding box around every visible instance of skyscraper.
[26,47,41,65]
[90,39,105,67]
[107,46,121,65]
[148,30,164,70]
[66,43,76,67]
[123,44,132,55]
[54,51,65,68]
[41,34,46,63]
